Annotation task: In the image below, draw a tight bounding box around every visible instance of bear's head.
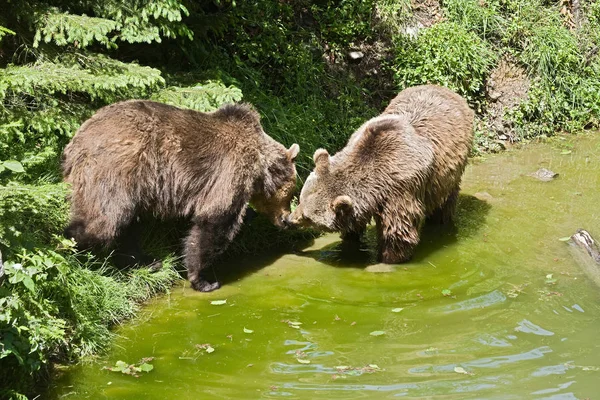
[287,148,355,231]
[252,143,300,228]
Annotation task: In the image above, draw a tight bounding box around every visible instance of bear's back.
[383,85,474,212]
[62,100,267,217]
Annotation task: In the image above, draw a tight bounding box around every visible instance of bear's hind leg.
[113,220,162,269]
[429,188,459,225]
[66,188,137,251]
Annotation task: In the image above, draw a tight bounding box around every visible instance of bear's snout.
[286,209,306,228]
[275,213,291,229]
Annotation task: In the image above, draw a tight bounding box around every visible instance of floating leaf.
[210,299,227,305]
[391,308,404,313]
[205,346,215,354]
[558,237,571,242]
[370,330,385,336]
[297,358,310,364]
[442,289,452,297]
[139,363,154,372]
[115,360,128,370]
[243,327,253,334]
[105,358,154,377]
[288,321,302,326]
[454,366,469,374]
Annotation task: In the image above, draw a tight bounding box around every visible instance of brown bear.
[288,85,474,263]
[62,100,299,292]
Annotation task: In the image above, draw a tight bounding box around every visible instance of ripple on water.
[515,319,555,336]
[408,346,553,374]
[429,290,507,314]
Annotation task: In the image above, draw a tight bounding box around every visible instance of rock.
[489,91,502,101]
[365,263,395,273]
[403,24,423,38]
[473,192,494,202]
[528,168,559,182]
[348,51,364,61]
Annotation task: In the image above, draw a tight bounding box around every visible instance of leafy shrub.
[0,241,179,397]
[0,183,69,254]
[393,22,497,108]
[374,0,413,35]
[508,15,600,137]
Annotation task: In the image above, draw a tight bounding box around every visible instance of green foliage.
[0,26,16,42]
[152,81,243,112]
[500,0,560,49]
[0,239,179,395]
[310,1,377,45]
[443,0,505,40]
[375,0,413,34]
[503,3,600,137]
[0,183,69,253]
[393,22,497,107]
[33,0,192,48]
[34,11,119,49]
[520,24,582,81]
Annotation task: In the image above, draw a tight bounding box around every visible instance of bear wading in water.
[288,85,474,263]
[63,100,299,292]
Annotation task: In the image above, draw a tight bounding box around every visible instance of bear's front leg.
[376,202,424,264]
[184,222,222,292]
[185,207,245,292]
[184,221,229,292]
[341,225,366,243]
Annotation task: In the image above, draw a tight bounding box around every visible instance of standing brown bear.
[63,100,299,292]
[288,85,474,263]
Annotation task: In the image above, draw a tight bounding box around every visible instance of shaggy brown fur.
[63,100,299,291]
[288,85,474,263]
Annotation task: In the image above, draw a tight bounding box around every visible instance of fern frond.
[34,11,119,49]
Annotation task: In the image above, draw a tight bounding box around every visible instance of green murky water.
[49,135,600,399]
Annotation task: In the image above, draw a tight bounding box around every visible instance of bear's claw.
[191,279,221,292]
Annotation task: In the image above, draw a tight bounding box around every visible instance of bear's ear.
[332,195,353,215]
[313,148,330,175]
[287,143,300,161]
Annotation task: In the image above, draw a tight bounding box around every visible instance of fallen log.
[571,229,600,264]
[568,229,600,288]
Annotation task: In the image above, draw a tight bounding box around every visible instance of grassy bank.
[2,0,600,398]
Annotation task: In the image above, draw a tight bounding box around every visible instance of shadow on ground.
[127,211,318,287]
[293,194,492,269]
